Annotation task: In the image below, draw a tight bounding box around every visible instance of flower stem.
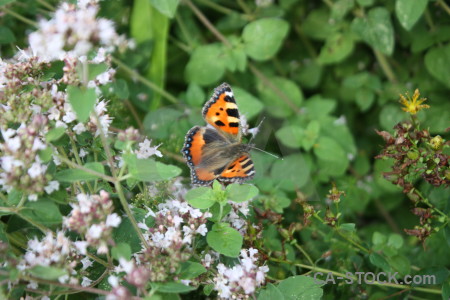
[111,57,178,104]
[115,181,149,248]
[1,7,38,27]
[374,50,397,83]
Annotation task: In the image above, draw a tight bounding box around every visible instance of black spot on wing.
[213,165,227,175]
[242,160,253,169]
[215,120,226,126]
[229,122,239,127]
[226,108,239,118]
[224,95,236,103]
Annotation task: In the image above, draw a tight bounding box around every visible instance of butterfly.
[181,83,255,186]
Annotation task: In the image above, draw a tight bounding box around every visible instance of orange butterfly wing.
[182,126,218,185]
[202,83,241,138]
[219,154,255,183]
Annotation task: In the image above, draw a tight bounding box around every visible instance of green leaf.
[314,137,349,177]
[258,283,285,300]
[125,154,181,182]
[152,282,196,293]
[207,224,243,257]
[340,223,356,232]
[277,275,323,300]
[0,0,15,6]
[442,281,450,300]
[233,87,264,120]
[369,253,390,271]
[20,199,62,226]
[372,232,387,245]
[113,218,141,253]
[67,86,97,123]
[84,63,108,81]
[186,83,205,107]
[424,44,450,88]
[113,79,130,100]
[38,147,53,163]
[46,127,65,142]
[242,18,289,61]
[179,261,207,280]
[302,121,320,151]
[185,187,216,209]
[276,126,303,149]
[149,0,179,18]
[270,154,310,191]
[318,32,354,64]
[351,7,394,55]
[387,233,403,249]
[258,77,303,118]
[54,162,105,182]
[395,0,428,31]
[226,184,259,203]
[29,266,67,281]
[186,44,226,86]
[0,26,15,44]
[111,243,132,261]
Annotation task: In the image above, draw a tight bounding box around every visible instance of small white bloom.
[28,194,38,201]
[81,276,92,287]
[135,138,162,159]
[79,148,88,158]
[73,123,86,134]
[44,181,60,194]
[74,241,89,255]
[106,213,121,228]
[81,257,93,270]
[196,224,207,236]
[27,280,38,289]
[137,222,149,230]
[87,224,103,239]
[28,162,46,178]
[108,275,119,287]
[32,138,46,151]
[118,258,134,274]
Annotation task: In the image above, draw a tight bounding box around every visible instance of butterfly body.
[182,83,255,186]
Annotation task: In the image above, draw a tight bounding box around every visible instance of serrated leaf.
[351,7,394,55]
[226,184,259,203]
[185,187,216,209]
[29,266,67,281]
[125,154,181,182]
[149,0,179,18]
[207,224,243,257]
[185,44,226,86]
[395,0,428,31]
[424,44,450,88]
[67,86,97,123]
[20,199,62,226]
[54,162,105,182]
[277,275,323,300]
[111,243,132,261]
[242,18,289,61]
[179,262,207,280]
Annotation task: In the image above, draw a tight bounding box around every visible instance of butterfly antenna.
[247,116,266,145]
[249,145,282,159]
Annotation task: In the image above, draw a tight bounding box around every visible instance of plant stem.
[182,0,232,47]
[57,155,116,183]
[2,7,38,27]
[115,182,149,248]
[269,257,442,295]
[437,0,450,15]
[374,50,397,83]
[112,57,178,104]
[68,133,94,193]
[196,0,235,15]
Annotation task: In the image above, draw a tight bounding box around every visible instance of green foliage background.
[1,0,449,298]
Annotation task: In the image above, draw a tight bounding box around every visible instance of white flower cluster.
[16,231,81,285]
[214,248,269,299]
[29,1,128,61]
[64,191,121,254]
[135,138,163,159]
[141,199,210,248]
